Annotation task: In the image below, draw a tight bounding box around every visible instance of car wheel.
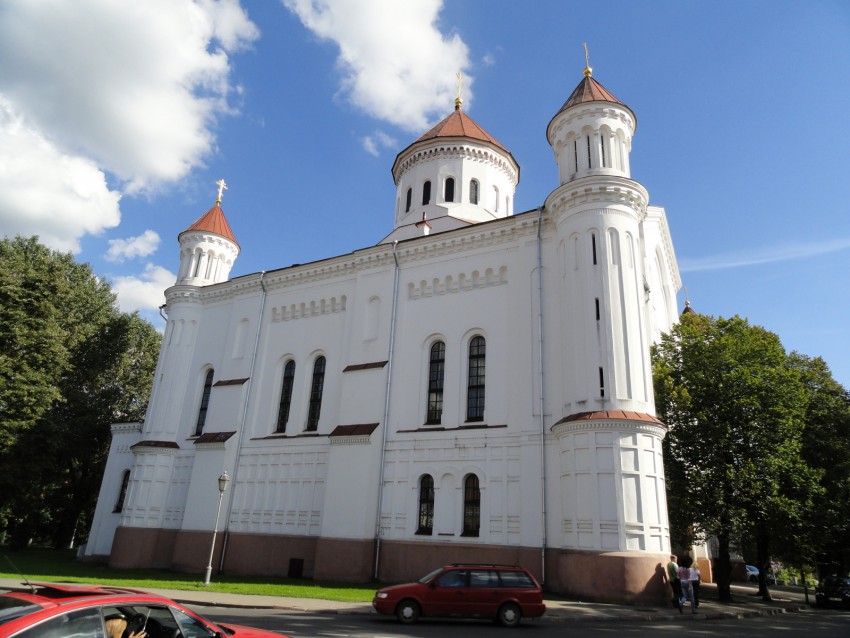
[497,602,522,627]
[396,599,421,624]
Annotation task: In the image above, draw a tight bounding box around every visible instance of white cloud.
[0,0,258,249]
[110,263,176,313]
[361,130,397,156]
[680,237,850,273]
[282,0,472,132]
[0,98,121,253]
[106,230,162,263]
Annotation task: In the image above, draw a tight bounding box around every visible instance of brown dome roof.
[180,203,238,246]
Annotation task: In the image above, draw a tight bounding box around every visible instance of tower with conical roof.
[384,87,520,242]
[176,179,240,286]
[544,52,672,577]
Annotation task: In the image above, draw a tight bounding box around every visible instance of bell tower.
[176,179,240,286]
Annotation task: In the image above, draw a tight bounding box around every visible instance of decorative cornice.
[272,295,347,322]
[551,419,667,439]
[394,143,519,186]
[545,176,648,219]
[407,265,507,299]
[547,103,636,144]
[111,422,143,434]
[164,210,549,307]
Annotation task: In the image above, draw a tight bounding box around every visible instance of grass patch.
[1,547,376,603]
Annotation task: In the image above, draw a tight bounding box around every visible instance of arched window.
[306,356,326,431]
[466,336,485,422]
[113,470,130,513]
[462,474,480,536]
[417,474,434,535]
[444,177,455,202]
[422,180,431,205]
[276,360,296,433]
[469,179,479,205]
[405,187,412,212]
[195,368,214,436]
[493,186,500,212]
[426,341,445,424]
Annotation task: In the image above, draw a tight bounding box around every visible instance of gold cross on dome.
[583,42,592,77]
[215,179,228,204]
[455,71,464,109]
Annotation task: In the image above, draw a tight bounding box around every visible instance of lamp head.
[218,471,230,493]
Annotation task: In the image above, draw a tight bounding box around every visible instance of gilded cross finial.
[583,42,592,77]
[455,71,463,110]
[215,178,227,204]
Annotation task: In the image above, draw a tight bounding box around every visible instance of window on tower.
[306,356,326,431]
[422,180,431,205]
[445,177,455,202]
[113,470,130,513]
[405,187,412,212]
[194,368,214,436]
[469,179,479,205]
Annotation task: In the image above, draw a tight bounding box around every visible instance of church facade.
[84,64,681,603]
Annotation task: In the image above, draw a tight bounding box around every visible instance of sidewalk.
[0,578,813,623]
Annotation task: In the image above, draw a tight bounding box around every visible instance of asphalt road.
[196,604,850,638]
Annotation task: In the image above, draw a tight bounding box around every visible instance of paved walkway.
[1,579,813,623]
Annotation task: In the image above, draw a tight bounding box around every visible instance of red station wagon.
[0,582,286,638]
[372,564,546,626]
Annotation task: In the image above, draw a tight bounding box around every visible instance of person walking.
[690,561,702,609]
[678,556,696,614]
[666,555,681,610]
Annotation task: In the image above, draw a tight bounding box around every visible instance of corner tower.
[544,56,672,600]
[383,93,520,242]
[176,180,239,286]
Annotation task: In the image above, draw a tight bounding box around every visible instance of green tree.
[787,353,850,576]
[652,312,812,602]
[0,236,161,548]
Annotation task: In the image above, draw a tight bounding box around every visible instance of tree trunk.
[716,532,733,602]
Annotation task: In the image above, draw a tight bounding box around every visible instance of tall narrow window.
[595,298,600,321]
[417,474,434,535]
[195,368,214,436]
[469,179,479,204]
[493,186,500,212]
[599,366,606,398]
[113,470,130,513]
[587,135,592,168]
[591,233,598,265]
[444,177,455,202]
[422,180,431,205]
[426,341,445,424]
[276,360,296,433]
[573,139,578,174]
[405,187,412,212]
[306,356,326,431]
[601,134,607,167]
[462,474,480,536]
[467,336,485,422]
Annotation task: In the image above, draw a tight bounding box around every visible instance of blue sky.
[1,0,849,389]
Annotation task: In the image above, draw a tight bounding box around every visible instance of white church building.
[84,62,681,603]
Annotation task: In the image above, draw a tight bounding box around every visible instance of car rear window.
[0,597,43,626]
[497,571,536,588]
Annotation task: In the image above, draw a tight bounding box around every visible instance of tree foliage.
[0,236,161,548]
[652,312,819,601]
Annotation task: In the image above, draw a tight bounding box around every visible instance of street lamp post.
[203,471,230,586]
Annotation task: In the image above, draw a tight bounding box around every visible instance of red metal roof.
[560,75,624,110]
[414,105,510,152]
[553,410,665,426]
[181,203,238,246]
